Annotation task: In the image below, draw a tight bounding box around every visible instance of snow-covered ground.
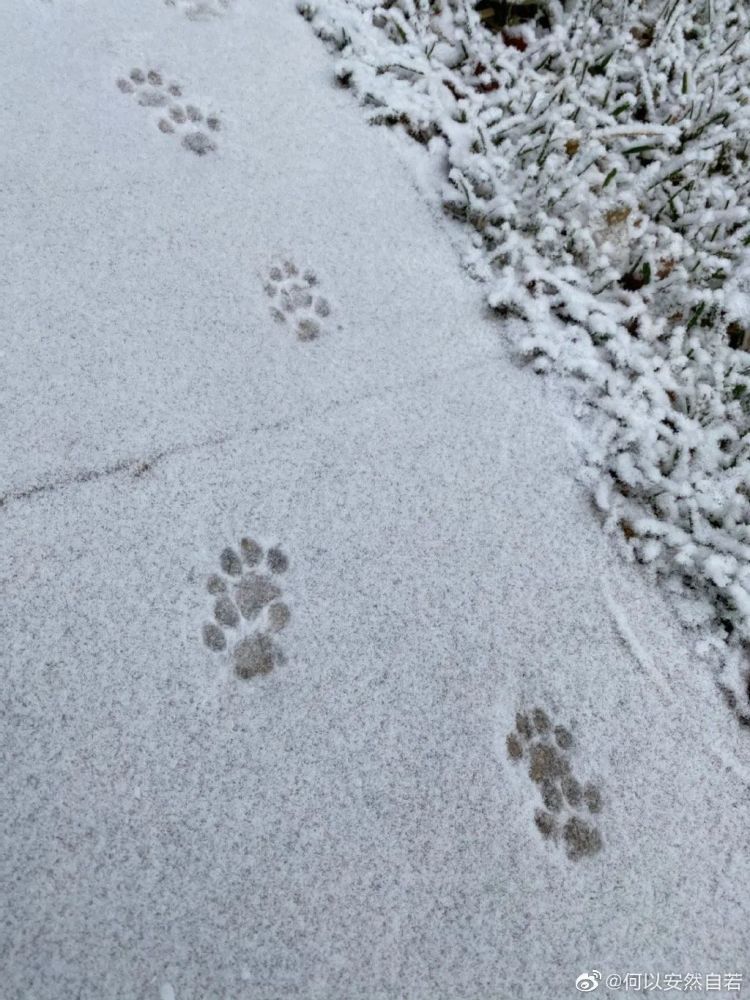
[300,0,750,717]
[1,1,749,998]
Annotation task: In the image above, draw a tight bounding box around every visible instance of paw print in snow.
[264,261,333,342]
[116,68,221,155]
[507,707,603,860]
[201,538,291,679]
[165,0,231,19]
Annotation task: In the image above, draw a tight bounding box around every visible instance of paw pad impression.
[116,68,222,155]
[201,538,291,679]
[507,707,603,861]
[164,0,231,19]
[264,260,333,342]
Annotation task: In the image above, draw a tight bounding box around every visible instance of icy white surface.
[1,1,749,998]
[299,0,750,711]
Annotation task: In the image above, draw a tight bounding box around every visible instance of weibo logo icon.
[575,970,602,992]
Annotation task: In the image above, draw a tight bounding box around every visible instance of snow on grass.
[299,0,750,716]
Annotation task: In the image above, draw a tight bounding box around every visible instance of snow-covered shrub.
[300,0,750,713]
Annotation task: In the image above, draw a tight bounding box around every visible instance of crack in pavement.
[0,352,502,513]
[0,434,229,511]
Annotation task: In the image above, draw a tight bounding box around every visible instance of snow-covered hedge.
[299,0,750,714]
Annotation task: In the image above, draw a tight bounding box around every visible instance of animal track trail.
[115,68,222,155]
[201,538,292,680]
[264,261,333,342]
[506,708,604,861]
[164,0,231,19]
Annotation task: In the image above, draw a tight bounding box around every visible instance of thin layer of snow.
[1,1,749,998]
[299,0,750,715]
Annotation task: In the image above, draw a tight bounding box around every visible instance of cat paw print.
[115,68,222,155]
[201,538,291,679]
[165,0,231,19]
[506,708,603,861]
[264,261,333,342]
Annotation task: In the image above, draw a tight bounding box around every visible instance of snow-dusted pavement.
[2,2,749,998]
